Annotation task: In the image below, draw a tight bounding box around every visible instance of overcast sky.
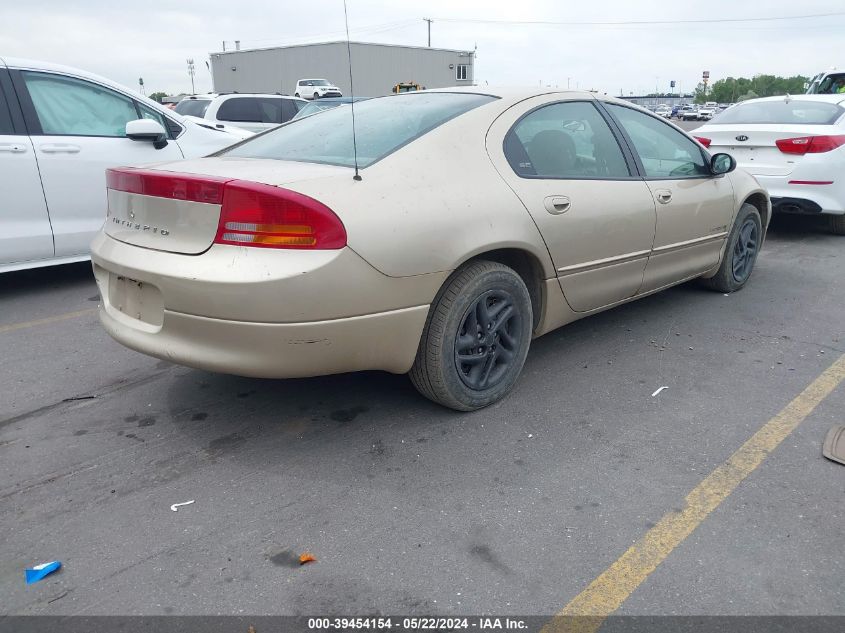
[2,0,842,96]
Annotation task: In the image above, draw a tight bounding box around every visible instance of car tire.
[828,214,845,235]
[701,203,763,293]
[313,92,320,100]
[409,260,533,411]
[294,92,300,98]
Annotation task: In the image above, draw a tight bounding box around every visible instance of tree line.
[694,75,809,104]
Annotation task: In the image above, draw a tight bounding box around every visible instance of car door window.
[504,101,630,179]
[281,99,300,122]
[0,81,13,134]
[605,104,710,178]
[22,71,138,137]
[216,97,261,122]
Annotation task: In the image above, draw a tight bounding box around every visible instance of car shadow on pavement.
[0,261,95,301]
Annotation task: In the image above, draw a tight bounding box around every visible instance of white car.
[695,94,845,233]
[294,79,343,100]
[655,105,672,118]
[174,93,306,134]
[0,56,249,273]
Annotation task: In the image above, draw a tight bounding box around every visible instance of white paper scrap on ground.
[170,500,195,512]
[651,386,669,397]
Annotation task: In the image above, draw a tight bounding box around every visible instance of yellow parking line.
[543,352,845,633]
[0,308,98,335]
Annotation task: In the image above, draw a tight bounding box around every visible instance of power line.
[431,11,845,27]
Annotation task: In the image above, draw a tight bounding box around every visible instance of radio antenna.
[343,0,362,181]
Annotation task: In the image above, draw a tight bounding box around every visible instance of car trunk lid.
[695,124,839,176]
[104,158,349,254]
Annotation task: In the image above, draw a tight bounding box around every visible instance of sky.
[2,0,843,96]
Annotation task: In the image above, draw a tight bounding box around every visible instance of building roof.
[212,40,474,56]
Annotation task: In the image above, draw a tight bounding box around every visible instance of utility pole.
[187,58,196,94]
[423,18,432,47]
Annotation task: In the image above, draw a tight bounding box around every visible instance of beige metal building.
[209,41,475,97]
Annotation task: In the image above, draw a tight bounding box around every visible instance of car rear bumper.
[96,297,428,378]
[746,174,844,215]
[90,232,442,377]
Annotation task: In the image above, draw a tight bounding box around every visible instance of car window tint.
[222,93,496,168]
[281,99,299,121]
[0,84,13,134]
[504,101,630,179]
[217,97,262,122]
[22,71,138,137]
[257,98,283,124]
[714,100,843,125]
[174,99,211,117]
[606,104,710,178]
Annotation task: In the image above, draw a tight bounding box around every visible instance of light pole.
[187,58,196,95]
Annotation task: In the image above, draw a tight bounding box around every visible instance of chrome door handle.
[0,143,27,153]
[544,195,571,215]
[40,143,81,154]
[655,190,672,204]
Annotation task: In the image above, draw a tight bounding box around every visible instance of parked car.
[680,105,699,121]
[291,97,368,121]
[695,94,845,234]
[175,93,306,134]
[655,105,672,118]
[697,105,716,121]
[0,56,249,273]
[294,79,343,100]
[91,89,769,411]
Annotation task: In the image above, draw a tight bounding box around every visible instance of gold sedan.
[91,89,770,410]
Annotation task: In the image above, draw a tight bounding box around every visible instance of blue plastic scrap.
[25,561,61,584]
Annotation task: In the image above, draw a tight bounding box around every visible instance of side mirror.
[710,152,736,175]
[126,119,168,149]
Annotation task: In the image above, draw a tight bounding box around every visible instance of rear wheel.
[827,213,845,235]
[294,92,300,98]
[409,260,533,411]
[313,92,320,100]
[702,203,762,293]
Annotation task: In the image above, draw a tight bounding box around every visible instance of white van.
[0,57,248,273]
[175,93,307,133]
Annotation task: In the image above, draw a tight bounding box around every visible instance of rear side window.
[504,101,630,179]
[175,99,211,117]
[714,100,844,125]
[222,93,497,168]
[217,97,261,122]
[256,98,284,124]
[606,104,710,179]
[281,99,300,122]
[0,80,13,134]
[22,71,138,137]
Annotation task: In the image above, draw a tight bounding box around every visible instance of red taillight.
[106,168,347,250]
[775,135,845,155]
[106,168,227,204]
[694,136,711,148]
[214,180,346,250]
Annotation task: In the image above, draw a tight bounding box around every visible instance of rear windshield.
[221,93,497,168]
[175,99,211,117]
[714,100,844,125]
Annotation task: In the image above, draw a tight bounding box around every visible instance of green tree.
[702,75,809,103]
[148,91,168,103]
[738,90,759,102]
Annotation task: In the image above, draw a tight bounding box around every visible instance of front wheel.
[409,260,533,411]
[294,92,300,98]
[313,92,320,100]
[701,203,763,293]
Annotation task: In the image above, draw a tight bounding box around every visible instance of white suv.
[294,79,343,100]
[175,93,307,133]
[0,56,249,273]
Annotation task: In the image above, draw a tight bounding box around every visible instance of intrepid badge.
[111,216,170,236]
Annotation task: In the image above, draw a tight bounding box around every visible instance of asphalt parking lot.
[1,212,843,621]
